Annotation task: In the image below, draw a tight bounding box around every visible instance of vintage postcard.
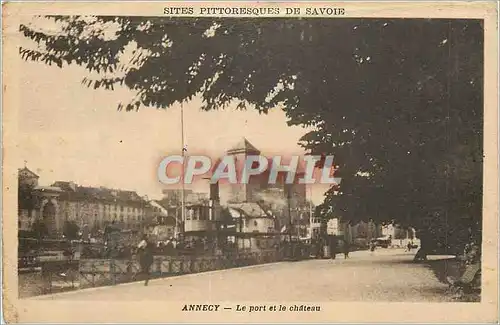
[2,1,499,323]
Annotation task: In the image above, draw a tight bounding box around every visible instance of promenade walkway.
[33,249,454,302]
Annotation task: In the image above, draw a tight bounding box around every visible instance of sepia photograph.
[2,2,498,323]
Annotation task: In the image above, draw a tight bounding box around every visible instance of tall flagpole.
[180,102,186,236]
[309,186,313,239]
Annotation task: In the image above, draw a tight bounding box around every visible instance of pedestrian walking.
[343,241,350,259]
[406,241,412,252]
[134,234,154,286]
[315,238,323,258]
[329,237,337,260]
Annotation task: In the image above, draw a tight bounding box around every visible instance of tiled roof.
[52,181,145,204]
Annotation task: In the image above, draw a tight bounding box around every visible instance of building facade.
[225,202,277,252]
[146,201,178,240]
[18,167,151,238]
[54,182,149,232]
[18,167,63,234]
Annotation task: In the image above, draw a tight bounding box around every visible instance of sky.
[15,26,331,204]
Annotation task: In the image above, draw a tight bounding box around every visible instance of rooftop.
[18,167,39,179]
[33,186,63,193]
[51,181,145,203]
[227,137,261,155]
[226,201,273,219]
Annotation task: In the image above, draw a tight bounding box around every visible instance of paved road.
[33,249,454,302]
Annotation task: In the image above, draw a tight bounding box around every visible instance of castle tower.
[226,137,262,203]
[18,166,40,188]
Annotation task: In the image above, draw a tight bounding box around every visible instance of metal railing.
[27,249,288,297]
[79,249,283,287]
[38,260,80,295]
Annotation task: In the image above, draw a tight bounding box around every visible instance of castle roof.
[227,137,260,155]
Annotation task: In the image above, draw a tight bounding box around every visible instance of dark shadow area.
[384,253,420,257]
[424,258,462,284]
[420,286,452,296]
[379,259,421,265]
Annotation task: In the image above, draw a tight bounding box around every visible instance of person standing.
[406,241,412,252]
[315,237,322,258]
[329,236,337,259]
[136,234,154,286]
[343,240,350,259]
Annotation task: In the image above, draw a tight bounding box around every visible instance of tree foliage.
[20,17,483,246]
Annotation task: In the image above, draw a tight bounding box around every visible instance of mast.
[309,186,313,239]
[180,102,186,236]
[287,187,292,242]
